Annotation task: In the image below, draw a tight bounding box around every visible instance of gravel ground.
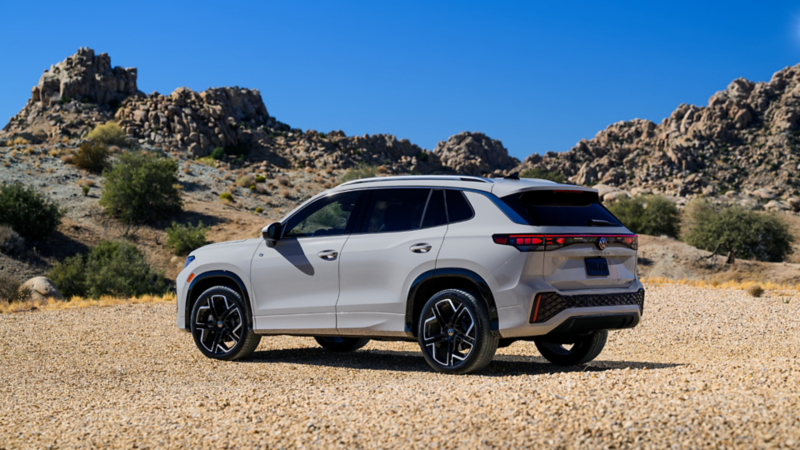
[1,285,799,449]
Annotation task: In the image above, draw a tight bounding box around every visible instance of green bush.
[72,141,110,173]
[82,185,90,196]
[255,207,264,214]
[0,225,25,256]
[236,174,255,187]
[210,147,225,160]
[607,195,681,238]
[519,167,566,183]
[255,175,266,183]
[100,152,182,229]
[683,199,795,262]
[220,192,234,201]
[0,182,64,241]
[87,122,128,146]
[340,164,378,183]
[49,240,168,299]
[166,221,209,256]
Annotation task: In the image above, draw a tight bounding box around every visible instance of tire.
[314,336,370,352]
[534,330,608,366]
[190,286,261,361]
[417,289,498,374]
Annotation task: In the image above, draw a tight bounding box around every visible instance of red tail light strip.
[492,234,638,251]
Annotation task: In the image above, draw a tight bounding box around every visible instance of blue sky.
[1,1,800,159]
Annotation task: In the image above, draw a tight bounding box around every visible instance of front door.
[251,191,363,332]
[337,188,448,335]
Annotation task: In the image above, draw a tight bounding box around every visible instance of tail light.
[492,234,637,251]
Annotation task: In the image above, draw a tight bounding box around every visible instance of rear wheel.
[417,289,498,374]
[190,286,261,361]
[534,330,608,366]
[314,336,370,352]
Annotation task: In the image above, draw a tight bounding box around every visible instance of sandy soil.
[1,285,798,448]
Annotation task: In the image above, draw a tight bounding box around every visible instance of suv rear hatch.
[496,189,637,291]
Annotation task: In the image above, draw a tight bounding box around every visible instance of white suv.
[177,175,644,374]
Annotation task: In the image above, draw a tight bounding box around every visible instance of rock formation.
[434,132,519,176]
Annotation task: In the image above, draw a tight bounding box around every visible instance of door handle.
[410,243,432,254]
[317,250,339,260]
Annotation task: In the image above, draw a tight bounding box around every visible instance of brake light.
[492,234,637,251]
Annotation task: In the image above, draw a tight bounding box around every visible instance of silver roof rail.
[338,175,493,187]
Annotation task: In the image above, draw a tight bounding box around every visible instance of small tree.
[0,182,64,241]
[87,122,128,146]
[166,221,210,255]
[100,152,182,233]
[608,195,681,238]
[683,199,795,262]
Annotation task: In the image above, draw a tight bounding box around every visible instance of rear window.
[500,190,622,227]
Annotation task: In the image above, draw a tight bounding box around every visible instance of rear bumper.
[499,288,645,338]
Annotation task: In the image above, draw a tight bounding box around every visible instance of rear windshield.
[500,190,622,227]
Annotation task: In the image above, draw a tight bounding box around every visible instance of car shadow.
[243,347,682,376]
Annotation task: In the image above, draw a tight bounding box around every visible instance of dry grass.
[277,177,290,187]
[280,189,291,198]
[77,178,96,187]
[0,293,176,314]
[49,149,61,157]
[643,277,800,296]
[9,137,29,146]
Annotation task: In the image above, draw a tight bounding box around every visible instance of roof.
[332,175,596,197]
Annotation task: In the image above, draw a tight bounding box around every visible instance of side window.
[446,190,474,223]
[363,189,431,233]
[284,191,361,238]
[421,189,447,228]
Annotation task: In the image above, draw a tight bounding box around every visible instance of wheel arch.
[185,271,254,330]
[405,268,500,338]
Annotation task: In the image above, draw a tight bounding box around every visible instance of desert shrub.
[520,167,566,183]
[0,225,25,256]
[340,164,378,183]
[100,152,182,228]
[255,207,264,213]
[71,141,110,173]
[82,185,90,196]
[683,199,794,262]
[747,285,764,298]
[417,152,429,162]
[236,174,255,187]
[607,195,681,238]
[49,240,168,299]
[220,192,234,201]
[0,274,31,303]
[255,175,266,183]
[87,122,128,146]
[166,221,209,256]
[0,182,64,241]
[210,147,225,160]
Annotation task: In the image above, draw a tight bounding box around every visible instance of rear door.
[500,189,638,291]
[336,188,448,335]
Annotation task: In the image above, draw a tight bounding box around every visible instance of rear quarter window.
[501,190,622,227]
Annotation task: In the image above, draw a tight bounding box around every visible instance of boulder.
[432,132,519,176]
[603,190,631,202]
[21,277,64,302]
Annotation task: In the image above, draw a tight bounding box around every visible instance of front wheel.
[190,286,261,361]
[314,336,370,352]
[417,289,498,374]
[534,330,608,366]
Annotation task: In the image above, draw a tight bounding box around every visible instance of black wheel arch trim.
[185,270,253,330]
[404,268,500,337]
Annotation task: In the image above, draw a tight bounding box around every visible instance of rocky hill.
[3,48,800,214]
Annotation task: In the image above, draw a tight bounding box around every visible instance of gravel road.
[1,285,798,448]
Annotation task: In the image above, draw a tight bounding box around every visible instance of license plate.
[585,257,609,276]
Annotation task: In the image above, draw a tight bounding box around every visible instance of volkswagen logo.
[597,237,607,251]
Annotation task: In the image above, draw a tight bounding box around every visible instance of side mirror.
[262,222,282,247]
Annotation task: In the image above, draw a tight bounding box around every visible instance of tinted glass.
[446,190,474,223]
[284,191,361,238]
[363,189,430,233]
[501,190,622,227]
[421,189,447,228]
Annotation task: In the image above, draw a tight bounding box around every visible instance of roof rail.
[338,175,493,187]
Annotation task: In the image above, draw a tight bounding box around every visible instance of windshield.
[500,190,622,227]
